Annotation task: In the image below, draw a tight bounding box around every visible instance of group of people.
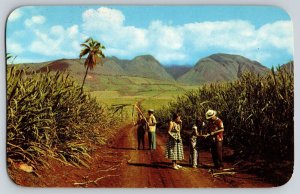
[135,109,157,150]
[134,109,225,170]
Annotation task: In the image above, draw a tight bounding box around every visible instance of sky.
[6,6,294,68]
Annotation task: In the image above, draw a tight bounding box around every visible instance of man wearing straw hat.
[147,109,157,150]
[205,109,224,170]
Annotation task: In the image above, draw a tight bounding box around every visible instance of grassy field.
[13,63,198,117]
[88,75,198,117]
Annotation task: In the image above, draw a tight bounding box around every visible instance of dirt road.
[105,124,230,188]
[10,124,273,188]
[74,124,272,188]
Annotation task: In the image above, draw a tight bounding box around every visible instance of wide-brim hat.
[206,109,216,119]
[148,109,154,113]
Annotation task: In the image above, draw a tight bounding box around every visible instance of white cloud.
[82,7,149,59]
[50,25,64,35]
[257,21,294,54]
[29,25,82,58]
[15,7,292,66]
[80,7,293,64]
[68,25,79,39]
[25,15,46,27]
[8,9,22,22]
[13,57,48,64]
[181,20,258,51]
[82,7,124,30]
[7,41,24,55]
[149,21,183,50]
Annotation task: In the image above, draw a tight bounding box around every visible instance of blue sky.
[6,6,294,67]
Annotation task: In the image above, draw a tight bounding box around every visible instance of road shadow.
[129,161,216,170]
[128,161,173,169]
[199,163,215,169]
[111,146,137,150]
[152,161,191,168]
[152,161,216,170]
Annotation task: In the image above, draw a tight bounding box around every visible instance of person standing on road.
[166,113,184,170]
[147,109,157,150]
[135,113,147,150]
[195,116,206,166]
[189,125,199,168]
[205,109,224,170]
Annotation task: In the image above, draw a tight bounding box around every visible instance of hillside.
[37,58,127,76]
[165,65,192,79]
[121,55,175,81]
[178,53,269,85]
[27,55,174,81]
[16,53,273,86]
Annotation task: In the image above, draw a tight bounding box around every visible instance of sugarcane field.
[6,5,294,188]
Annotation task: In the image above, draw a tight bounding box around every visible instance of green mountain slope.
[30,55,174,81]
[122,55,175,81]
[16,53,272,86]
[165,65,192,79]
[178,53,269,85]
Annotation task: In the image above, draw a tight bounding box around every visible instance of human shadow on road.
[152,161,192,168]
[111,146,137,150]
[198,163,215,169]
[154,162,217,169]
[128,162,173,169]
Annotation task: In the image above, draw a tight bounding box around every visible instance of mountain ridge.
[17,53,274,85]
[177,53,270,84]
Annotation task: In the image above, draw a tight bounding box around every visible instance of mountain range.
[20,53,277,85]
[178,53,269,84]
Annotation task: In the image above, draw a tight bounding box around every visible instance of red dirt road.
[80,124,272,188]
[9,124,273,188]
[107,124,230,188]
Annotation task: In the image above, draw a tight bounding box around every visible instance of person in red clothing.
[205,109,224,170]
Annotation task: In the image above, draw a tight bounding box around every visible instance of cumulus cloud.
[8,9,22,22]
[82,7,148,58]
[12,7,292,66]
[257,21,294,54]
[29,25,82,58]
[83,7,125,30]
[80,7,293,65]
[182,20,257,51]
[25,15,46,27]
[149,21,184,50]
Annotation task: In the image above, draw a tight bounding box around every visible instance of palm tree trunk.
[82,66,89,88]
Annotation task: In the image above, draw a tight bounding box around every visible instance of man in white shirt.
[147,109,157,150]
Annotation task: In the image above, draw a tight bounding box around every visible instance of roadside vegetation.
[157,64,294,162]
[7,66,124,169]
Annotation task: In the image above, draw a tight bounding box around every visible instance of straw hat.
[148,109,154,113]
[206,109,217,119]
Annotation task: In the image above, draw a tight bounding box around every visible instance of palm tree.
[79,38,105,88]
